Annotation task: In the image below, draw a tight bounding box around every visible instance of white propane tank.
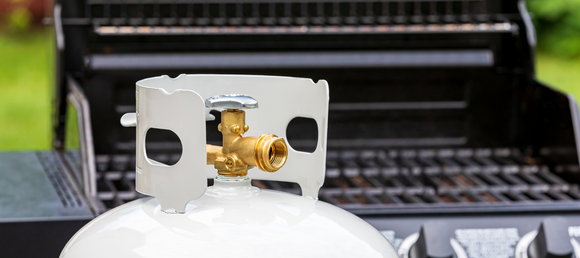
[60,75,398,258]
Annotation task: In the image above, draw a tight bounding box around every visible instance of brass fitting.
[206,109,288,177]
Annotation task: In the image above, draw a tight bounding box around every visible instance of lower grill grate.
[95,148,580,214]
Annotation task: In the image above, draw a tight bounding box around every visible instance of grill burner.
[95,148,580,214]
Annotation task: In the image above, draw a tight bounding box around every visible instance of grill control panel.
[366,215,580,258]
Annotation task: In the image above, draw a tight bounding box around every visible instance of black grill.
[6,0,575,256]
[53,0,580,217]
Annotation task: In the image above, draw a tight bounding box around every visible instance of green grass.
[536,52,580,98]
[0,30,53,151]
[0,29,579,151]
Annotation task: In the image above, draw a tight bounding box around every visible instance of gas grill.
[3,0,580,257]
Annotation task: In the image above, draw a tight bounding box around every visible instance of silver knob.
[205,94,258,110]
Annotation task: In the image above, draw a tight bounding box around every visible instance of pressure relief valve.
[205,94,288,177]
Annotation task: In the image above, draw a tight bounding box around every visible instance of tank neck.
[213,175,252,187]
[205,176,260,199]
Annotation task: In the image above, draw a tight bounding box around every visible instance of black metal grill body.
[11,0,580,256]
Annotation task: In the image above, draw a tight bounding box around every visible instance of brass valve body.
[206,109,288,177]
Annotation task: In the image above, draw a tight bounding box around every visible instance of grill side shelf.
[37,152,84,208]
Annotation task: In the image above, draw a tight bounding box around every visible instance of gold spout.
[206,109,288,177]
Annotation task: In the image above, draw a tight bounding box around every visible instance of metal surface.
[61,178,398,258]
[0,152,92,220]
[206,105,288,176]
[0,219,90,258]
[400,221,468,258]
[205,94,259,110]
[0,152,93,257]
[93,22,515,35]
[88,50,494,70]
[568,94,580,168]
[318,148,580,214]
[134,75,329,201]
[205,94,288,177]
[67,77,97,197]
[366,215,580,258]
[128,79,208,213]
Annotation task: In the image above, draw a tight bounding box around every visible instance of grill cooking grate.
[95,148,580,214]
[63,0,513,28]
[314,148,580,214]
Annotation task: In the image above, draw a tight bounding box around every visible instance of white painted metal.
[132,85,208,213]
[120,112,136,127]
[398,233,419,258]
[449,238,468,258]
[134,74,330,203]
[572,239,580,257]
[61,74,398,258]
[60,178,398,258]
[515,230,537,258]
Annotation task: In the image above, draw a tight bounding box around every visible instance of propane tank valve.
[205,94,288,177]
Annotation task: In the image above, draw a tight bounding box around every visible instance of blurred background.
[0,0,579,151]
